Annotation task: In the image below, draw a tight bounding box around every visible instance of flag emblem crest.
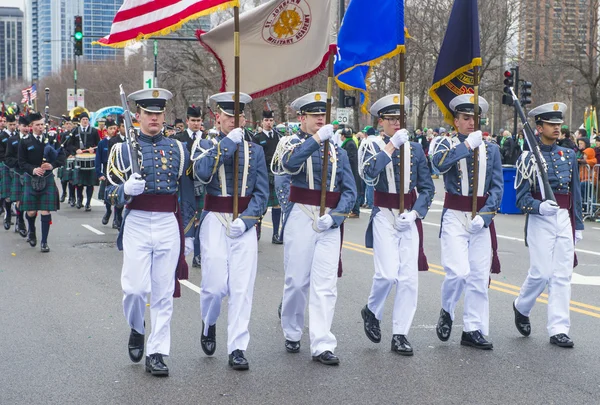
[262,0,311,45]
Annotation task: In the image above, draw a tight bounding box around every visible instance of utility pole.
[338,0,345,108]
[154,39,158,87]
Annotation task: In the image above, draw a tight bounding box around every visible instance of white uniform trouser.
[440,209,492,335]
[368,211,419,335]
[121,210,180,356]
[281,204,340,356]
[515,210,573,336]
[200,212,257,354]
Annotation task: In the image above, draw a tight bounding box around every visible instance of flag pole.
[321,51,335,216]
[399,52,406,212]
[233,5,240,219]
[471,65,480,218]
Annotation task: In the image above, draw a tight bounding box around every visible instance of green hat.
[363,125,373,132]
[561,125,569,130]
[332,120,339,125]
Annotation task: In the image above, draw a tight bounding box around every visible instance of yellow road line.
[262,221,600,317]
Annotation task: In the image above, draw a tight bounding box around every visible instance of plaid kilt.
[20,173,60,212]
[0,163,11,199]
[73,168,98,186]
[195,195,204,220]
[10,169,24,202]
[267,182,279,207]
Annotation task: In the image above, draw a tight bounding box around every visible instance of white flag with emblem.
[197,0,335,98]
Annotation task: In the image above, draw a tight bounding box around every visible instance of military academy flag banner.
[95,0,239,48]
[429,0,481,126]
[198,0,336,98]
[334,0,406,113]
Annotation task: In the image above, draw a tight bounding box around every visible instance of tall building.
[0,7,25,81]
[518,0,598,63]
[28,0,124,81]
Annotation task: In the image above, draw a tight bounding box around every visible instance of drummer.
[96,119,118,226]
[65,112,100,211]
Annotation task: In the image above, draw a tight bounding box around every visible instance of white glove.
[228,218,247,238]
[467,215,485,233]
[465,130,482,149]
[539,200,559,216]
[394,210,417,232]
[123,173,146,196]
[316,214,334,231]
[575,230,583,245]
[226,128,244,144]
[184,237,194,256]
[316,124,334,142]
[390,129,409,149]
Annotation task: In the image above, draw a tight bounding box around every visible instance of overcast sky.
[0,0,24,10]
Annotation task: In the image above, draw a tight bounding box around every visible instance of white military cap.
[128,88,173,113]
[209,92,252,116]
[290,92,328,115]
[449,94,489,115]
[369,94,410,117]
[528,102,567,124]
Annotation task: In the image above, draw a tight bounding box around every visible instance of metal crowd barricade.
[582,163,600,221]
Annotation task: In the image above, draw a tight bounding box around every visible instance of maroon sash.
[374,189,429,271]
[127,194,188,298]
[443,193,501,274]
[204,194,251,214]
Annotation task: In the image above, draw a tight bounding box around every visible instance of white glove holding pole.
[123,173,146,196]
[226,128,244,144]
[467,215,485,233]
[317,214,334,231]
[316,124,334,142]
[394,211,417,232]
[390,129,409,149]
[465,130,482,149]
[539,200,559,216]
[184,237,194,256]
[575,230,583,245]
[228,218,247,239]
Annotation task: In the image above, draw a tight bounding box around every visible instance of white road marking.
[81,224,105,235]
[572,273,600,286]
[180,279,201,294]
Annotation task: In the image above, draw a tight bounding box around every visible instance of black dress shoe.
[201,322,216,356]
[85,203,91,212]
[391,334,413,356]
[361,305,381,343]
[40,242,50,253]
[228,349,249,370]
[285,340,300,353]
[436,308,453,342]
[192,255,201,268]
[112,219,120,230]
[513,301,531,337]
[550,333,574,348]
[69,199,75,207]
[3,219,10,230]
[18,221,28,238]
[145,353,169,376]
[312,350,339,365]
[102,211,111,225]
[271,234,283,245]
[60,193,66,203]
[27,234,37,247]
[128,329,145,363]
[460,330,493,350]
[76,200,83,209]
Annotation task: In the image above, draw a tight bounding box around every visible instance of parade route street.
[2,178,600,404]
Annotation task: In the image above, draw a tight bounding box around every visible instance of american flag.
[20,84,37,104]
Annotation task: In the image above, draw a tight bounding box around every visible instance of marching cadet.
[277,92,356,365]
[431,95,503,350]
[358,95,435,355]
[107,117,126,229]
[6,115,29,237]
[512,102,583,348]
[254,110,284,244]
[105,89,196,377]
[95,119,118,226]
[175,106,205,268]
[0,114,17,228]
[193,92,268,370]
[65,112,100,211]
[18,112,65,252]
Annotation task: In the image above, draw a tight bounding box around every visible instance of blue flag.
[334,0,405,113]
[429,0,481,126]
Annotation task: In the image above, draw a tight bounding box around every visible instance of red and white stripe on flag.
[94,0,239,48]
[21,85,37,103]
[198,0,336,99]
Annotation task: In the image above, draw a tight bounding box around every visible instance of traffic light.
[74,16,83,56]
[502,70,514,106]
[520,81,532,105]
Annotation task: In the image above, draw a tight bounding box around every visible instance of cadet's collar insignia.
[314,93,322,101]
[553,103,559,111]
